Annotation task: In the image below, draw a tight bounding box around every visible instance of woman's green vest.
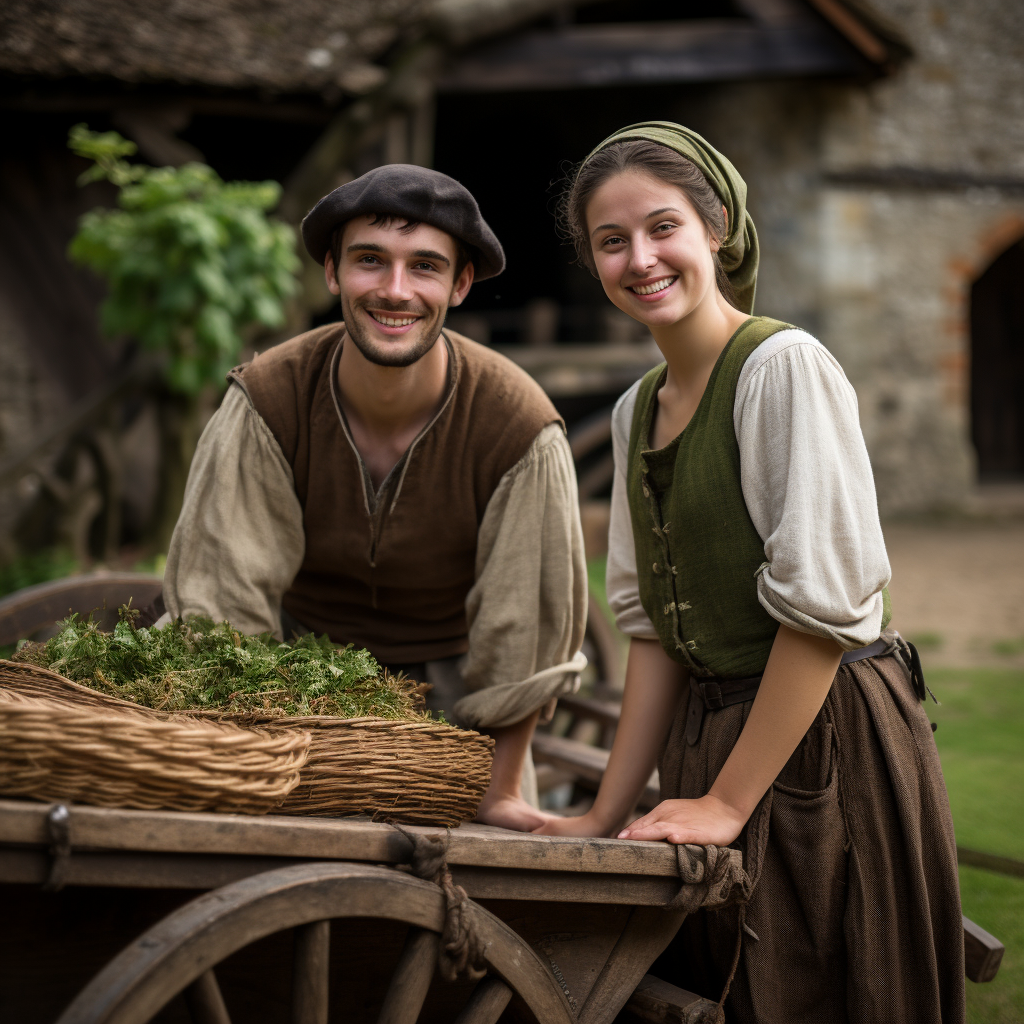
[627,316,888,679]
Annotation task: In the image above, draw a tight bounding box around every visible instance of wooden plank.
[531,733,661,810]
[578,907,688,1024]
[802,0,888,62]
[963,914,1004,984]
[477,899,633,1011]
[452,867,679,906]
[0,848,303,889]
[0,849,681,905]
[438,20,865,94]
[534,763,576,794]
[555,694,623,727]
[619,974,719,1023]
[0,799,679,878]
[957,846,1024,879]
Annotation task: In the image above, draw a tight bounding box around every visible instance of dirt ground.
[885,519,1024,668]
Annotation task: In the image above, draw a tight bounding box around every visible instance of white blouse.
[607,328,891,652]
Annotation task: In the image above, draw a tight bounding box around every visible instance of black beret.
[301,164,505,280]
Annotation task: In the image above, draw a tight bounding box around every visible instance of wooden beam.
[963,914,1005,984]
[438,20,866,93]
[825,166,1024,195]
[0,848,681,905]
[802,0,888,63]
[531,733,661,810]
[619,974,720,1023]
[957,846,1024,879]
[0,799,678,878]
[556,694,622,728]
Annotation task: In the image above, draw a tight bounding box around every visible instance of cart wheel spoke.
[292,920,331,1024]
[453,976,513,1024]
[184,969,232,1024]
[376,926,440,1024]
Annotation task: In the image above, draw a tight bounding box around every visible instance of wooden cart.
[0,576,1004,1021]
[0,798,717,1024]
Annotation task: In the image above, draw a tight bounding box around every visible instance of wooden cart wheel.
[56,862,576,1024]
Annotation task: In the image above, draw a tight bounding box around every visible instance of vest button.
[653,562,660,573]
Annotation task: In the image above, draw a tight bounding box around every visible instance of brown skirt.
[657,651,965,1024]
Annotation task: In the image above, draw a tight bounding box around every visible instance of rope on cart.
[388,822,488,983]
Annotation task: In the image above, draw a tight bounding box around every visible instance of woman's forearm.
[619,624,843,844]
[588,637,685,831]
[708,623,842,821]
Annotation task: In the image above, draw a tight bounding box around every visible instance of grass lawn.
[960,865,1024,1024]
[929,666,1024,1022]
[930,667,1024,861]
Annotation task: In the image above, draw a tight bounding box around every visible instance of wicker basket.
[0,687,310,814]
[213,713,495,826]
[1,661,494,827]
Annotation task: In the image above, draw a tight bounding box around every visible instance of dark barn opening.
[971,236,1024,480]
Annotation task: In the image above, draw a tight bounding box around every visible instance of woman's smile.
[627,274,678,298]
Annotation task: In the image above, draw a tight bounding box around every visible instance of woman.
[536,122,964,1023]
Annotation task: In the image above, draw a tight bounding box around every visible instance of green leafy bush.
[67,125,299,395]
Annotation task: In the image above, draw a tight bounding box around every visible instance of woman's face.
[586,170,721,329]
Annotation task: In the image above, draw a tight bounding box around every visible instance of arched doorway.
[971,236,1024,480]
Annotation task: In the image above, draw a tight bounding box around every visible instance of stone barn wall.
[668,0,1024,516]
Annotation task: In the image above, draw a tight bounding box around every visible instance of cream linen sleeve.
[736,329,891,650]
[453,422,588,730]
[163,383,305,639]
[606,382,659,638]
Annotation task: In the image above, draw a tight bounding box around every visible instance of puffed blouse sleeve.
[162,383,306,639]
[736,330,891,650]
[453,423,588,729]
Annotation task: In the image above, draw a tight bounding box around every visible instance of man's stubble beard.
[341,295,448,368]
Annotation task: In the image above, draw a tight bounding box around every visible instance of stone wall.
[670,0,1024,515]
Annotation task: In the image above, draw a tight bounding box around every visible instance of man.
[161,164,587,831]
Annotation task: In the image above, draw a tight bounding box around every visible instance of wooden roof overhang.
[438,0,904,93]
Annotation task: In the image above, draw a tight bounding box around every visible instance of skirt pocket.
[759,720,849,1005]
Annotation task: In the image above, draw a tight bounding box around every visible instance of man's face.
[325,216,474,368]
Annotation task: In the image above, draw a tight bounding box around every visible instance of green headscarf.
[580,121,759,314]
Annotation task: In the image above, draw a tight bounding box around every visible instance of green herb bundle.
[19,611,424,720]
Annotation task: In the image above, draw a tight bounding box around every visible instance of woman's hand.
[474,793,556,832]
[531,811,617,839]
[617,793,747,846]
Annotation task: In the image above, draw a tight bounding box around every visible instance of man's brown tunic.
[230,324,560,665]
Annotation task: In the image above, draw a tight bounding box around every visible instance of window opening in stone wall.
[970,235,1024,481]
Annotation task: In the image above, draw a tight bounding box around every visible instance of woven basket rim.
[0,660,492,744]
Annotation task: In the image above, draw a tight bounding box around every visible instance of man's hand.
[616,794,747,846]
[475,793,555,832]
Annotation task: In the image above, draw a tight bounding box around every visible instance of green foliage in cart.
[20,609,427,720]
